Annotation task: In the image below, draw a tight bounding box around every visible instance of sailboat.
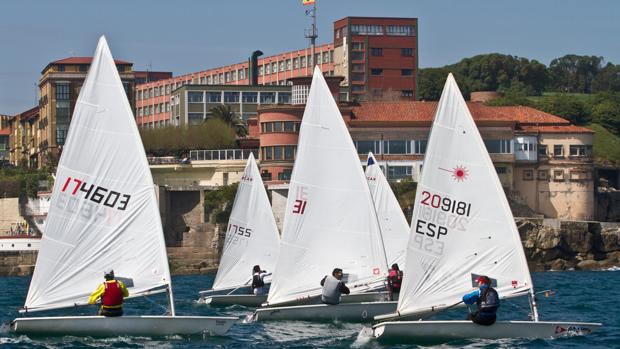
[198,153,280,307]
[365,152,409,269]
[10,36,238,337]
[250,67,397,322]
[370,74,601,342]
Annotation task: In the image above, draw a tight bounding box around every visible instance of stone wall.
[166,222,221,275]
[0,251,37,275]
[596,191,620,222]
[518,218,620,271]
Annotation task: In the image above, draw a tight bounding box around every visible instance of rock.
[595,227,620,252]
[535,228,561,250]
[549,259,574,271]
[561,227,592,253]
[576,260,599,270]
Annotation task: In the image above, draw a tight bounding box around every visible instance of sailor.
[320,268,350,305]
[251,265,271,295]
[386,263,403,301]
[463,275,500,325]
[88,269,129,317]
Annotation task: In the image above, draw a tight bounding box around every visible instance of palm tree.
[209,105,248,137]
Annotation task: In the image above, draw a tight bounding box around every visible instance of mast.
[304,0,318,67]
[167,283,176,316]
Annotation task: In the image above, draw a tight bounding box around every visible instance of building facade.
[36,57,135,167]
[135,16,419,129]
[8,107,40,167]
[257,84,595,220]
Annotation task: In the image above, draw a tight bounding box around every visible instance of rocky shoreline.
[1,218,619,276]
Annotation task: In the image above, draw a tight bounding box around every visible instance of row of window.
[261,121,301,133]
[355,140,428,155]
[367,68,413,76]
[138,103,171,117]
[187,91,291,104]
[522,169,591,182]
[336,24,416,37]
[257,51,333,76]
[538,144,592,157]
[261,145,297,161]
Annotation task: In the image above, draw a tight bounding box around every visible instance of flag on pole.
[303,0,315,6]
[305,8,315,16]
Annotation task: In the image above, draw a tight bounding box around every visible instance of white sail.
[365,153,409,267]
[211,153,280,291]
[24,36,172,312]
[267,67,388,306]
[396,74,534,318]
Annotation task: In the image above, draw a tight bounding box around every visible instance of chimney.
[248,50,263,86]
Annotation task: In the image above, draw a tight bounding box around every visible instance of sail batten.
[395,74,534,318]
[266,67,387,306]
[24,36,172,312]
[211,153,280,291]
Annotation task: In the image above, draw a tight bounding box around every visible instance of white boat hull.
[200,291,390,308]
[11,315,238,337]
[372,320,602,343]
[252,301,397,323]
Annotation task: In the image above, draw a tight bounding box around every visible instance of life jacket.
[477,286,500,315]
[388,270,402,288]
[252,272,265,289]
[102,280,124,308]
[321,275,343,305]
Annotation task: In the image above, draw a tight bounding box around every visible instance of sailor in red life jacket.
[88,269,129,317]
[386,263,403,301]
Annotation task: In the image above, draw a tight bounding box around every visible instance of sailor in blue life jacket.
[88,269,129,317]
[386,263,403,301]
[320,268,350,305]
[463,275,500,326]
[251,265,271,295]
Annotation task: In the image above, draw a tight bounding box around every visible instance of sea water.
[0,271,618,348]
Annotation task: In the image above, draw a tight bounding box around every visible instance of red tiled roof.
[518,125,594,134]
[0,128,10,136]
[50,57,131,65]
[351,101,571,125]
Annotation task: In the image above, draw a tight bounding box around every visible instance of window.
[56,83,70,100]
[401,90,414,97]
[351,52,365,60]
[495,166,507,174]
[351,85,366,92]
[188,91,203,103]
[188,113,203,125]
[538,170,548,180]
[263,146,273,160]
[484,139,512,154]
[350,24,383,35]
[401,48,413,56]
[383,140,409,154]
[265,64,271,75]
[286,59,292,70]
[413,140,427,154]
[569,145,589,157]
[273,122,283,132]
[352,42,364,50]
[279,61,285,72]
[352,64,365,72]
[293,58,299,69]
[300,56,307,68]
[57,65,65,72]
[371,48,383,56]
[523,169,534,181]
[553,145,564,157]
[79,64,87,72]
[239,69,245,80]
[371,69,383,76]
[207,92,221,103]
[262,122,273,133]
[272,62,278,73]
[351,73,365,81]
[538,144,548,157]
[283,121,297,132]
[278,92,291,104]
[323,52,329,63]
[387,166,413,180]
[335,29,341,39]
[355,140,380,155]
[386,25,415,36]
[260,92,275,104]
[570,170,589,181]
[242,92,258,103]
[553,169,565,181]
[278,169,293,181]
[401,69,413,76]
[224,91,240,103]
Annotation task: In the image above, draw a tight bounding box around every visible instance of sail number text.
[226,224,252,246]
[61,177,131,211]
[420,191,471,216]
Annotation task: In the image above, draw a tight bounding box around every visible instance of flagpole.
[304,0,318,69]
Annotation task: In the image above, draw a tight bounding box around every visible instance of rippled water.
[1,271,617,348]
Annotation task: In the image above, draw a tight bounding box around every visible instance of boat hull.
[11,315,238,337]
[252,301,397,323]
[372,320,602,343]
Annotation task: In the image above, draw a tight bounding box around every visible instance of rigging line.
[143,294,169,315]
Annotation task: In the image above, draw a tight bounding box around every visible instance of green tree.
[535,94,591,125]
[590,92,620,135]
[592,63,620,93]
[209,105,248,137]
[548,55,603,93]
[417,68,449,101]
